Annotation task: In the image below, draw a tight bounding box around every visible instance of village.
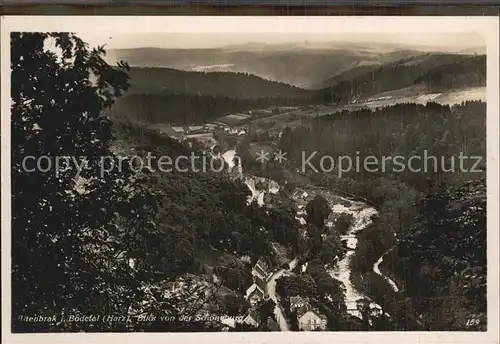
[145,105,314,152]
[236,257,328,331]
[143,106,377,332]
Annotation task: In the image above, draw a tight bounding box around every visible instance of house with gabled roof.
[254,275,267,292]
[247,286,264,306]
[290,296,311,313]
[297,307,327,331]
[240,305,280,330]
[245,273,268,306]
[241,308,260,328]
[292,189,309,200]
[252,258,272,281]
[244,258,274,306]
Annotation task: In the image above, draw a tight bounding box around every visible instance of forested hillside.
[125,67,313,98]
[12,32,488,333]
[278,100,486,330]
[109,93,312,125]
[318,54,486,103]
[108,67,315,125]
[108,53,485,126]
[414,55,486,90]
[107,46,421,89]
[280,100,485,232]
[314,64,380,90]
[12,32,325,332]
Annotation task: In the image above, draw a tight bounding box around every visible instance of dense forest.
[107,67,317,125]
[11,32,488,333]
[109,93,312,125]
[11,32,342,332]
[318,54,486,103]
[278,100,487,330]
[107,45,422,89]
[125,67,314,98]
[107,53,486,126]
[315,64,381,89]
[414,55,486,90]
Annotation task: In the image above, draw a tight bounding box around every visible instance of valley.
[11,31,488,333]
[105,47,487,331]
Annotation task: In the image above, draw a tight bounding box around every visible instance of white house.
[298,309,327,331]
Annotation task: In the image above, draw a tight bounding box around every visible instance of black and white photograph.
[1,16,498,342]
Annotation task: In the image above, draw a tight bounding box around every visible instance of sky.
[78,32,485,52]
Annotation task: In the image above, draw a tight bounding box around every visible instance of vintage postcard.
[1,16,499,344]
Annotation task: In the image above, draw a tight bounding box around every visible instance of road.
[266,269,289,331]
[265,258,298,331]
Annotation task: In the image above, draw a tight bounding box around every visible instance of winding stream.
[373,248,399,293]
[222,149,399,325]
[328,203,380,319]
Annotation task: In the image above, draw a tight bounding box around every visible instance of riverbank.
[222,149,401,329]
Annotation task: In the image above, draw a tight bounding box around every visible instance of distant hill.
[106,47,423,89]
[313,64,380,90]
[109,67,315,125]
[312,50,426,89]
[317,53,486,103]
[125,67,314,99]
[108,53,486,125]
[414,55,486,90]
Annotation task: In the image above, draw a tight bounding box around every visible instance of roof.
[217,113,250,126]
[246,308,261,323]
[290,296,310,307]
[245,284,258,299]
[298,308,327,321]
[246,281,265,300]
[256,258,269,271]
[186,132,214,139]
[245,284,256,297]
[296,303,313,318]
[249,287,264,299]
[253,264,267,279]
[292,189,307,198]
[212,121,229,127]
[254,276,267,292]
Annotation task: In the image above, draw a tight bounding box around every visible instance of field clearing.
[359,86,486,108]
[247,86,486,132]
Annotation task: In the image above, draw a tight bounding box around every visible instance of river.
[221,149,399,327]
[327,199,399,320]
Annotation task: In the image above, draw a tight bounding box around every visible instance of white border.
[1,16,499,344]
